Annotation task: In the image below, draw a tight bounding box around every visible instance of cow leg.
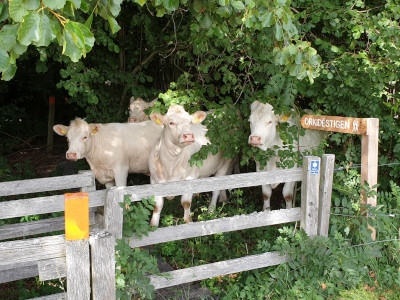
[113,167,128,187]
[262,184,272,211]
[181,193,193,223]
[208,191,220,213]
[105,182,115,188]
[150,196,164,227]
[282,182,295,209]
[219,190,227,203]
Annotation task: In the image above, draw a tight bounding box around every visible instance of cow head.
[150,105,207,147]
[53,118,99,161]
[248,101,291,150]
[128,96,157,123]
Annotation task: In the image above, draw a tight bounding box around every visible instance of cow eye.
[82,136,87,141]
[267,121,272,125]
[169,121,175,126]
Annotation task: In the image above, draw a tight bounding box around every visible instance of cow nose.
[66,152,77,161]
[249,135,261,145]
[128,117,137,123]
[183,133,194,143]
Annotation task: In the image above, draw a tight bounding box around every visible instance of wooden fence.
[0,154,334,299]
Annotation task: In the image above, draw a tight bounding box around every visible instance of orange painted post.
[47,96,55,153]
[65,193,89,240]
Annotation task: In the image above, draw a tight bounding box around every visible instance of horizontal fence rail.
[0,171,95,197]
[124,168,303,200]
[0,190,105,219]
[148,251,291,290]
[129,208,301,247]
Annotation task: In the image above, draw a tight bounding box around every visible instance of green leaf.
[0,49,11,72]
[109,0,122,17]
[0,2,3,15]
[163,0,179,11]
[34,13,57,47]
[275,22,282,41]
[22,0,40,10]
[42,0,66,10]
[219,0,229,5]
[18,11,40,46]
[0,24,19,52]
[260,10,273,27]
[108,16,121,34]
[331,45,340,53]
[216,6,231,18]
[85,13,93,29]
[2,63,17,81]
[11,41,28,57]
[136,0,146,5]
[69,0,81,8]
[36,60,48,73]
[231,1,245,10]
[80,0,88,12]
[0,1,9,22]
[9,0,28,22]
[200,13,212,29]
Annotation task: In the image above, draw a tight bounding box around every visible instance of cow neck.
[84,133,101,167]
[158,133,194,179]
[262,125,283,151]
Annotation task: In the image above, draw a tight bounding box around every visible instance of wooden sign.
[301,114,379,240]
[65,193,89,241]
[301,115,367,135]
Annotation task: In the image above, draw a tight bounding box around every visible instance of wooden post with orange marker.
[65,193,91,299]
[47,96,55,153]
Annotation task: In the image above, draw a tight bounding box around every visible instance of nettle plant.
[115,195,165,300]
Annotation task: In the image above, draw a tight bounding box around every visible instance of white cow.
[53,118,163,187]
[128,96,157,123]
[248,100,324,210]
[148,105,234,227]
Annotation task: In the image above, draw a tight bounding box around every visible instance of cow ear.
[130,96,135,104]
[278,113,292,123]
[192,111,207,124]
[89,124,99,135]
[250,100,261,112]
[149,97,158,107]
[150,113,164,126]
[53,125,68,136]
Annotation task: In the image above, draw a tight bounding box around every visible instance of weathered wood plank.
[38,258,67,281]
[0,235,65,269]
[318,154,335,237]
[0,262,38,283]
[27,293,67,300]
[130,208,301,248]
[301,156,321,237]
[148,251,290,290]
[90,231,116,300]
[79,170,96,192]
[0,190,106,219]
[124,169,303,200]
[0,172,96,197]
[66,239,90,300]
[0,212,96,241]
[104,187,124,239]
[361,118,379,240]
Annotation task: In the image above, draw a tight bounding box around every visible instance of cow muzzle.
[128,117,138,123]
[249,135,262,146]
[182,133,195,144]
[66,152,78,161]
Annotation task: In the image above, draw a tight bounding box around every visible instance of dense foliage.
[1,0,400,299]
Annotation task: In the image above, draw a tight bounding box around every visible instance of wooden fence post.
[301,156,321,237]
[361,118,379,240]
[104,187,125,239]
[65,193,90,299]
[47,96,55,153]
[90,230,116,300]
[318,154,335,237]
